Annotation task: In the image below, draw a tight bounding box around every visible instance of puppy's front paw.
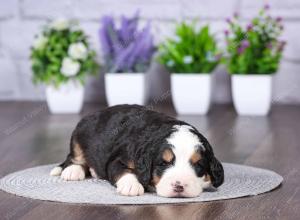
[116,173,144,196]
[61,164,85,181]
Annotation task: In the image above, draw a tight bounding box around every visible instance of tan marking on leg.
[204,174,211,182]
[89,168,98,178]
[151,173,161,186]
[71,141,86,165]
[127,160,135,170]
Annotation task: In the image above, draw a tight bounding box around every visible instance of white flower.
[60,57,80,77]
[68,42,88,60]
[51,19,69,31]
[166,60,175,67]
[173,36,182,43]
[183,55,193,64]
[33,34,48,49]
[206,51,215,62]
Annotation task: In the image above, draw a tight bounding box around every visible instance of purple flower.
[264,4,270,10]
[238,40,250,54]
[224,30,229,36]
[99,12,155,73]
[226,18,232,24]
[233,12,239,18]
[278,41,286,51]
[276,17,283,23]
[246,24,253,31]
[267,42,273,49]
[241,40,250,48]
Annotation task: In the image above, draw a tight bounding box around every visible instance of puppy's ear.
[135,150,153,187]
[208,156,224,188]
[199,135,224,188]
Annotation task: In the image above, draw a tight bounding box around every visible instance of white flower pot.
[46,81,84,114]
[105,73,145,106]
[171,74,211,115]
[231,75,272,116]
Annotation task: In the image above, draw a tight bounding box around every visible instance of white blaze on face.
[156,125,210,198]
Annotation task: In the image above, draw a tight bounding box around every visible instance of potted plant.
[225,5,285,115]
[158,22,221,115]
[99,13,155,106]
[30,19,99,114]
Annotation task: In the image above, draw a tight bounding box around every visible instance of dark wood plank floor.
[0,102,300,220]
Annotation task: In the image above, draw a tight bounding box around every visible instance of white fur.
[116,173,144,196]
[89,168,98,178]
[61,164,85,181]
[156,125,210,198]
[50,166,62,176]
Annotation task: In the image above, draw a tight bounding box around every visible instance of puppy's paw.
[116,173,144,196]
[61,164,85,181]
[50,166,62,176]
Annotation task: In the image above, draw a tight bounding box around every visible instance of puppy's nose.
[173,181,184,193]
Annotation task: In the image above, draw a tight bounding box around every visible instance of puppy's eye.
[160,160,172,166]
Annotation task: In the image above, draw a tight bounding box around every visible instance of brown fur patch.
[71,141,86,165]
[127,161,135,170]
[190,152,202,164]
[204,174,211,182]
[151,173,161,186]
[162,148,174,162]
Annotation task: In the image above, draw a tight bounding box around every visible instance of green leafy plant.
[30,19,99,87]
[158,22,221,73]
[225,5,286,74]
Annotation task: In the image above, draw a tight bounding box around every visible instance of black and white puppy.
[50,105,224,198]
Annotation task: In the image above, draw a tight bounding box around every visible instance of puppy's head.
[151,125,224,198]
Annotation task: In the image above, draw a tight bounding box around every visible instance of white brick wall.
[0,0,300,104]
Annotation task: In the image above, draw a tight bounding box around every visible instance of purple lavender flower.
[267,42,273,49]
[99,12,155,73]
[241,40,250,48]
[238,40,250,54]
[276,17,283,23]
[278,41,286,51]
[233,12,239,18]
[246,24,253,31]
[264,4,270,10]
[226,18,232,24]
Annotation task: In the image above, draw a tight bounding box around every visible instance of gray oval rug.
[0,163,283,205]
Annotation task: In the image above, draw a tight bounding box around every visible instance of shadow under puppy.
[50,105,224,198]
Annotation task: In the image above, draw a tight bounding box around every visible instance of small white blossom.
[68,42,88,60]
[206,51,215,62]
[166,60,175,67]
[173,36,182,43]
[51,19,69,31]
[61,57,80,77]
[33,34,48,49]
[183,55,193,64]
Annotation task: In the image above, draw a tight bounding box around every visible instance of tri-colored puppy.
[50,105,224,197]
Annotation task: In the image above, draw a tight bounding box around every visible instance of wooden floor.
[0,102,300,220]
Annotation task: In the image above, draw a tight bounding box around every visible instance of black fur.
[59,104,224,189]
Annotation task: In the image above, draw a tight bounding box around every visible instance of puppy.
[50,105,224,198]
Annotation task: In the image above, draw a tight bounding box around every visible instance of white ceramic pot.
[171,74,212,115]
[231,75,272,116]
[46,81,84,114]
[105,73,145,106]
